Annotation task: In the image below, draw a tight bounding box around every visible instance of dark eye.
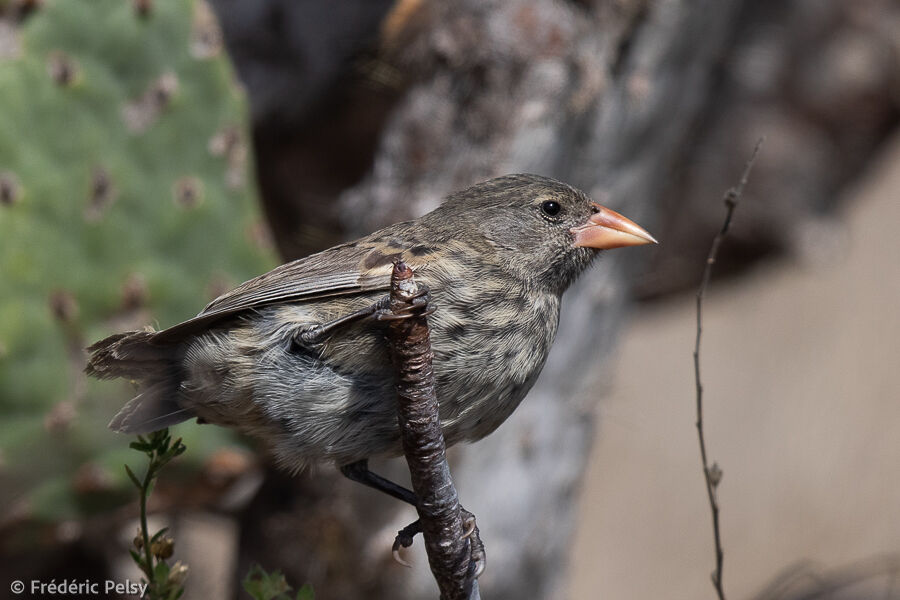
[541,200,561,216]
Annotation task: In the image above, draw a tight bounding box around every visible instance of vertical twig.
[124,429,188,600]
[694,138,763,600]
[385,261,480,600]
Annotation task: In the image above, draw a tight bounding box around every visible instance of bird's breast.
[422,266,561,442]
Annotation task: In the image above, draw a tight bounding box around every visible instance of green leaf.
[296,584,315,600]
[130,441,152,453]
[242,564,291,600]
[129,549,144,568]
[153,561,170,586]
[171,438,186,457]
[149,430,171,450]
[124,464,142,489]
[150,527,170,543]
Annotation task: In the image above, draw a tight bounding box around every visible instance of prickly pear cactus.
[0,0,274,521]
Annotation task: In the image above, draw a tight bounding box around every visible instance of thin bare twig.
[694,138,764,600]
[385,261,481,600]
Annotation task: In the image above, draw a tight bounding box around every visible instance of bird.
[86,173,655,502]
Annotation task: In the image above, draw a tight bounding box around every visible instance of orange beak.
[570,203,658,249]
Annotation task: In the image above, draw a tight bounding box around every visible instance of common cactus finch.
[87,174,656,502]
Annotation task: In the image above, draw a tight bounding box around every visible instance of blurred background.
[0,0,898,598]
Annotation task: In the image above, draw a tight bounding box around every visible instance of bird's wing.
[152,240,421,342]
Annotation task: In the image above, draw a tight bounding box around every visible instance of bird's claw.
[461,515,476,539]
[392,546,413,569]
[460,509,486,579]
[404,285,431,304]
[391,519,422,568]
[390,511,485,579]
[375,304,437,321]
[470,544,486,580]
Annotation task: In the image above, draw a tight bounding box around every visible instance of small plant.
[243,564,314,600]
[125,429,188,600]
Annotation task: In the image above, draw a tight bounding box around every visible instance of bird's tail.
[85,330,194,434]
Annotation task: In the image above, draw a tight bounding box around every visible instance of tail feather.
[86,331,170,380]
[86,330,194,433]
[108,382,191,434]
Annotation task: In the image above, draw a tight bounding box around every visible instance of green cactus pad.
[0,0,275,521]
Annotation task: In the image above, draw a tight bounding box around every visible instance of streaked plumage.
[86,174,655,470]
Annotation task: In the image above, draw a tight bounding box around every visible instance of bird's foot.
[375,287,436,321]
[460,509,486,579]
[391,519,421,568]
[390,508,486,579]
[294,289,434,345]
[295,297,390,345]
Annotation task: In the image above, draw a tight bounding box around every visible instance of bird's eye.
[541,200,561,216]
